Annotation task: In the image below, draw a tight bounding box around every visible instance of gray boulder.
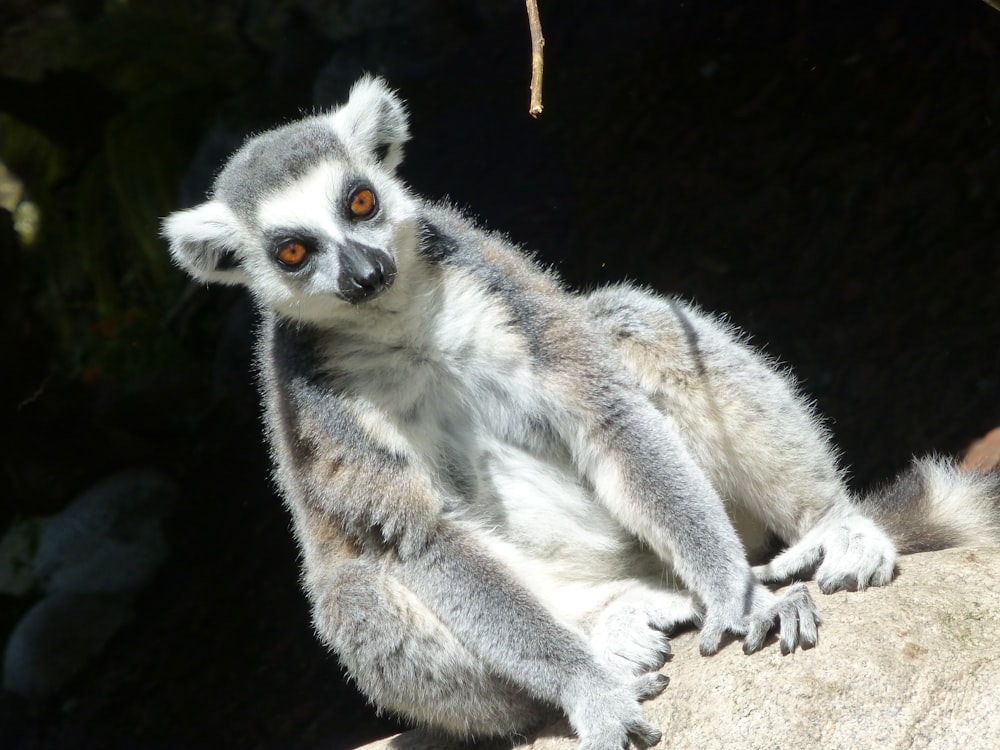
[353,546,1000,750]
[2,592,134,702]
[34,468,176,595]
[2,469,177,701]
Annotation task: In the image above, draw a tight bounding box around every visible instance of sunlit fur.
[163,76,1000,749]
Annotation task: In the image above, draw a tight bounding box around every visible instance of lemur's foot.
[591,591,695,676]
[754,515,896,593]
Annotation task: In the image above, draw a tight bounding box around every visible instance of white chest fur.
[320,267,653,600]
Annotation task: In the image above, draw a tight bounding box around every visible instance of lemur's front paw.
[744,582,820,654]
[569,671,667,750]
[698,583,820,656]
[377,511,439,560]
[590,591,696,677]
[753,515,896,593]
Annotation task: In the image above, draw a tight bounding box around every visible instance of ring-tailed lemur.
[163,77,1000,749]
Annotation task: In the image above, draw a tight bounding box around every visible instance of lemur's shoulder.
[420,200,563,285]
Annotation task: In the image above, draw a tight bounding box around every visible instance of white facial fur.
[163,76,415,324]
[248,158,421,324]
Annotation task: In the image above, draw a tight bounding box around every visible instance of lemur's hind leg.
[587,285,896,593]
[313,560,550,739]
[753,514,896,592]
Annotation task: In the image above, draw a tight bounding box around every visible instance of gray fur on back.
[162,77,1000,749]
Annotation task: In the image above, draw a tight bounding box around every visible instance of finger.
[633,672,669,701]
[778,607,799,655]
[626,719,663,749]
[743,617,770,654]
[698,623,724,656]
[799,604,820,649]
[792,583,822,648]
[817,550,894,593]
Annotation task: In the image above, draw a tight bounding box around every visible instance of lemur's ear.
[332,75,410,172]
[161,200,250,286]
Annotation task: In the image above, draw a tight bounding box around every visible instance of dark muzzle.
[337,242,397,303]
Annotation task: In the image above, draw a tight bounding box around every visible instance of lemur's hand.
[753,515,896,593]
[591,590,697,677]
[699,582,820,656]
[568,670,668,750]
[378,509,439,560]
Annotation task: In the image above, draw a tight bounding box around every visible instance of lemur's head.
[163,76,417,323]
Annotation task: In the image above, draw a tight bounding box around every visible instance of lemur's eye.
[275,240,309,268]
[349,187,377,218]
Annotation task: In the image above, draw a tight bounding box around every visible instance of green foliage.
[0,3,255,382]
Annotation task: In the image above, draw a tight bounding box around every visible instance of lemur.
[163,77,1000,750]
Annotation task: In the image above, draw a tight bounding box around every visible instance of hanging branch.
[525,0,545,117]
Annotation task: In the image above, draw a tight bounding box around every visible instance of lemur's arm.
[396,528,668,750]
[280,379,665,749]
[283,382,443,559]
[545,352,820,655]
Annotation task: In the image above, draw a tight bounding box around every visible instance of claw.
[698,625,724,656]
[627,720,663,749]
[743,620,769,654]
[761,516,896,593]
[634,672,670,701]
[799,602,821,649]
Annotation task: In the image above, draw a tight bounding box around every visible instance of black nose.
[338,243,397,303]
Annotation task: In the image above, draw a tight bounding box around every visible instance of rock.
[2,592,133,701]
[961,426,1000,472]
[1,469,178,701]
[33,469,176,595]
[352,547,1000,750]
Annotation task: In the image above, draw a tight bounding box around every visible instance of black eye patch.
[215,250,241,271]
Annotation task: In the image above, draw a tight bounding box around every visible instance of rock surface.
[2,593,134,702]
[2,470,177,701]
[354,547,1000,750]
[962,427,1000,473]
[33,469,176,595]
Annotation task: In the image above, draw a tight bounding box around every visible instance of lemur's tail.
[858,457,1000,553]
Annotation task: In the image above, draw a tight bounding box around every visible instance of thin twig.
[525,0,545,117]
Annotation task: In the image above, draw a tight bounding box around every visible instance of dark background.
[2,0,999,748]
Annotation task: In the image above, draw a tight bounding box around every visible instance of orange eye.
[276,240,308,267]
[349,187,377,218]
